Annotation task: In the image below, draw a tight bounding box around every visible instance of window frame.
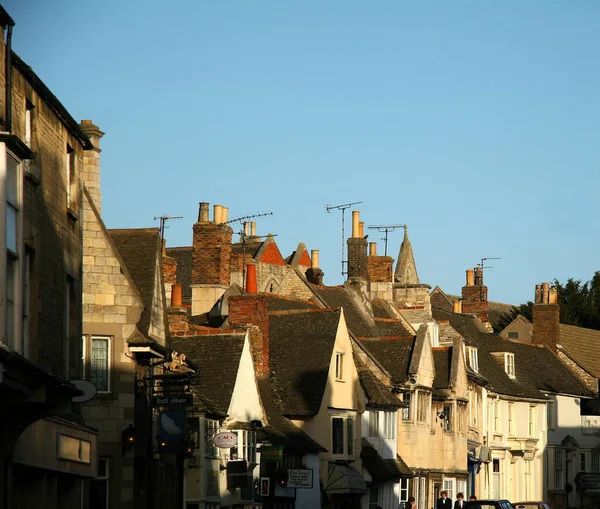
[528,405,536,437]
[416,391,430,424]
[90,457,110,509]
[335,352,344,381]
[368,410,379,438]
[554,449,564,489]
[591,451,600,473]
[82,334,112,393]
[505,353,515,378]
[330,412,356,460]
[442,403,453,432]
[467,347,479,372]
[401,391,412,422]
[383,410,396,440]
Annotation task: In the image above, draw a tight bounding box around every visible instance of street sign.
[287,468,313,489]
[151,395,192,406]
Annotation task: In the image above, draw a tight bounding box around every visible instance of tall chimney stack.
[306,249,324,285]
[532,282,560,351]
[79,120,105,213]
[347,210,368,280]
[461,266,489,325]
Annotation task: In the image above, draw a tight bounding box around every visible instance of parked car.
[465,500,513,509]
[512,503,551,509]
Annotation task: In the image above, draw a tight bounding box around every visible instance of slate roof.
[311,286,379,338]
[358,367,403,408]
[358,338,415,386]
[260,294,319,312]
[109,228,162,335]
[360,439,413,481]
[432,348,452,390]
[433,308,592,399]
[558,324,600,379]
[165,246,193,303]
[168,333,246,414]
[256,379,326,453]
[231,240,263,258]
[442,292,515,331]
[398,309,435,325]
[268,309,342,416]
[438,322,464,345]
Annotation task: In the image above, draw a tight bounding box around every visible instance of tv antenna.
[154,214,183,243]
[325,201,363,276]
[226,211,273,243]
[226,211,274,288]
[367,224,405,256]
[478,257,502,269]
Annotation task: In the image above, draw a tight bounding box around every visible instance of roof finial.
[394,224,420,285]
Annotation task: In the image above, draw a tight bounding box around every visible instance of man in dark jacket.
[437,491,452,509]
[454,492,465,509]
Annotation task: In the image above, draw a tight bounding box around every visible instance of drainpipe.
[5,22,12,132]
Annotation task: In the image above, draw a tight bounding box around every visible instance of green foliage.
[499,271,600,331]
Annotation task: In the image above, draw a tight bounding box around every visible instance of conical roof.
[394,226,419,285]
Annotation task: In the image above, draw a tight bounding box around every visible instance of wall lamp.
[121,424,136,453]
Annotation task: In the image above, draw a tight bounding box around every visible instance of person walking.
[454,492,465,509]
[437,491,452,509]
[405,496,417,509]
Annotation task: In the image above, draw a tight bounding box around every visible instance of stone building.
[0,6,98,508]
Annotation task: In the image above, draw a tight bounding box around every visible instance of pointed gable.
[255,235,286,266]
[109,228,164,337]
[286,242,312,269]
[394,226,419,285]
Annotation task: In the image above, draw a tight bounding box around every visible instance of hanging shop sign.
[212,431,238,449]
[287,468,313,489]
[260,445,283,462]
[151,395,193,406]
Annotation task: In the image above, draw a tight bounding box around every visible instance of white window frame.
[383,410,396,440]
[368,411,379,438]
[229,429,257,463]
[457,480,467,499]
[66,143,75,208]
[547,401,555,431]
[505,353,515,378]
[417,476,426,509]
[529,405,536,437]
[494,399,500,433]
[467,347,479,372]
[398,478,409,503]
[469,387,478,428]
[330,412,356,460]
[508,402,515,436]
[205,419,219,458]
[335,352,344,381]
[493,458,501,499]
[442,477,456,501]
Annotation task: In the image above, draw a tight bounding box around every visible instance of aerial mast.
[325,201,363,277]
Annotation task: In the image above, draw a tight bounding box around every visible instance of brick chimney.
[246,263,258,293]
[79,120,105,213]
[306,250,325,285]
[532,282,560,351]
[162,239,178,305]
[347,210,368,280]
[229,295,270,377]
[367,241,394,284]
[461,266,489,324]
[190,202,233,315]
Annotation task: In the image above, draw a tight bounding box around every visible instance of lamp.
[121,424,136,453]
[437,411,446,420]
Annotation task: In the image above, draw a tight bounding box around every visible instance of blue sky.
[6,1,600,304]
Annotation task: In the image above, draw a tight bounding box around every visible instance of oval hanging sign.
[212,432,238,449]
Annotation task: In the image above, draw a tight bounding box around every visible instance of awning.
[325,464,367,495]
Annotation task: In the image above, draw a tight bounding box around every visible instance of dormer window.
[467,347,479,372]
[505,353,515,378]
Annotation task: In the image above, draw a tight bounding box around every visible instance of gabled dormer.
[465,345,479,373]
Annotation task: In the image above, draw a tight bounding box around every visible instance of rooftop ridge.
[270,307,341,316]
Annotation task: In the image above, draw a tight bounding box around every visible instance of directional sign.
[151,395,192,406]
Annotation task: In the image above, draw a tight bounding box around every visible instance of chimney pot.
[311,250,320,269]
[474,266,483,286]
[542,282,550,304]
[246,264,258,293]
[213,205,223,224]
[466,269,475,286]
[81,119,92,125]
[359,221,365,238]
[535,284,542,304]
[352,211,360,238]
[222,207,229,223]
[549,288,558,305]
[453,300,462,313]
[251,221,256,236]
[244,222,249,236]
[171,284,183,307]
[198,202,210,222]
[369,242,377,256]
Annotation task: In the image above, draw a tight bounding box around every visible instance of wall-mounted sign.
[575,472,600,491]
[151,395,192,406]
[260,445,283,462]
[71,379,98,403]
[212,432,238,449]
[57,434,91,464]
[227,460,249,489]
[159,410,186,441]
[287,468,313,489]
